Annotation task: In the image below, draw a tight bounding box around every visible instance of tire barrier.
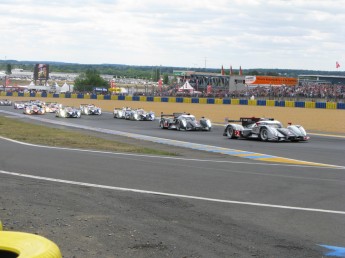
[0,221,62,258]
[1,91,344,109]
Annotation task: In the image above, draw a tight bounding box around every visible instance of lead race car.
[223,117,309,142]
[159,112,212,131]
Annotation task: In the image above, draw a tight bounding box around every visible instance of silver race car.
[223,117,309,142]
[127,108,155,121]
[80,104,102,115]
[0,99,12,106]
[113,107,131,119]
[56,106,81,118]
[14,101,26,109]
[160,112,212,131]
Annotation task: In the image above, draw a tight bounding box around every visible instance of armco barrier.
[239,99,248,105]
[176,97,184,103]
[257,100,266,106]
[207,98,215,104]
[316,102,326,109]
[305,101,316,108]
[222,99,231,104]
[275,100,285,107]
[2,93,344,109]
[337,103,345,109]
[295,101,305,108]
[191,98,199,103]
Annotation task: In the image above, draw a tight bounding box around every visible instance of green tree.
[6,64,12,75]
[74,69,109,92]
[163,74,169,85]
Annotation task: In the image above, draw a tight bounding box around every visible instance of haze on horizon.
[0,0,344,71]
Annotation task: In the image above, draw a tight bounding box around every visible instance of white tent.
[178,81,195,92]
[59,82,70,93]
[27,81,50,91]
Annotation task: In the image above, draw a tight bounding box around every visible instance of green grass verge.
[0,115,176,156]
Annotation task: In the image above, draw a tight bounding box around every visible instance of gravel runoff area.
[4,96,345,134]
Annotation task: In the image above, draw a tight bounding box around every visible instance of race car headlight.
[61,111,65,116]
[134,113,138,119]
[206,119,212,128]
[181,119,187,127]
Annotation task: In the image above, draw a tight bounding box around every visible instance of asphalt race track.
[1,105,345,257]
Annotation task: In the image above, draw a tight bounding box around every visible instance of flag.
[336,61,340,68]
[239,66,243,75]
[230,65,233,75]
[221,65,225,75]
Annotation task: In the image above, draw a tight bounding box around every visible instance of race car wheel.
[260,128,269,141]
[176,121,181,131]
[226,126,235,139]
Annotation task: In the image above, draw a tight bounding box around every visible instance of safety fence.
[2,91,345,110]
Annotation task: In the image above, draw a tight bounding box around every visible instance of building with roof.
[298,74,345,85]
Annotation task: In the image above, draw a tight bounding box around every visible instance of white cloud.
[0,0,344,70]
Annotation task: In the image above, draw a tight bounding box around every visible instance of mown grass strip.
[0,115,176,156]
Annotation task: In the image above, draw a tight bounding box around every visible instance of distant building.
[173,70,246,92]
[298,74,345,85]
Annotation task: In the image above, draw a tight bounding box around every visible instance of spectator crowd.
[155,82,345,101]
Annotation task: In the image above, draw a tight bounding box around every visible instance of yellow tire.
[0,231,62,258]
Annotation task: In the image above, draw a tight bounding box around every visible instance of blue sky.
[1,0,344,71]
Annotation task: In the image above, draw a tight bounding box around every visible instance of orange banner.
[245,76,297,86]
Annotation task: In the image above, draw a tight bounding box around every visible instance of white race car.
[127,108,155,121]
[80,104,102,115]
[0,99,12,106]
[113,107,131,119]
[223,117,309,142]
[56,106,81,118]
[23,104,46,115]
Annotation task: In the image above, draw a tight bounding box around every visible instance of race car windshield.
[270,123,282,128]
[184,116,196,121]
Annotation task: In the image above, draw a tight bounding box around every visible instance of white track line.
[1,136,344,169]
[0,169,344,215]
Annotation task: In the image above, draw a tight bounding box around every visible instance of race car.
[56,106,81,118]
[159,112,212,131]
[223,117,309,142]
[127,108,155,121]
[44,102,61,113]
[80,104,102,115]
[23,104,46,115]
[14,101,27,109]
[113,107,132,119]
[0,99,12,106]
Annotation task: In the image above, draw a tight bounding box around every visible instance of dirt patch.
[5,96,345,134]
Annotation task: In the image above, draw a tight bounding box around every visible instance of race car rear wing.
[161,112,188,118]
[228,117,274,126]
